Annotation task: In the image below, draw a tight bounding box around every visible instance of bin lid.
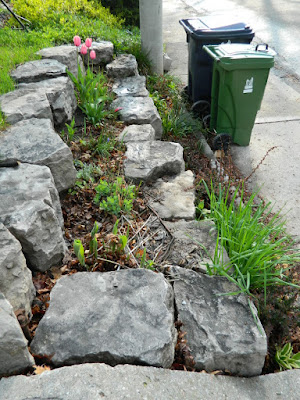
[179,16,254,40]
[203,43,276,70]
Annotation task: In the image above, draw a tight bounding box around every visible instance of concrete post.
[139,0,163,75]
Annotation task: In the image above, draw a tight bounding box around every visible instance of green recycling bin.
[203,43,276,146]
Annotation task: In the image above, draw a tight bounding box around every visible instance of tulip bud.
[85,38,92,48]
[90,50,96,60]
[73,35,81,47]
[80,44,88,55]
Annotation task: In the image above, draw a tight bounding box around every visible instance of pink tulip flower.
[85,38,92,48]
[73,35,81,47]
[80,44,88,55]
[90,50,96,60]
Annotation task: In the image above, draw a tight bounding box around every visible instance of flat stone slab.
[147,170,195,220]
[31,269,176,368]
[0,118,76,193]
[112,76,149,97]
[18,77,77,128]
[112,96,162,138]
[0,363,299,400]
[0,223,35,324]
[170,266,267,377]
[0,88,52,125]
[118,124,155,142]
[124,141,184,182]
[106,54,138,78]
[37,45,84,77]
[11,59,67,84]
[163,219,230,272]
[0,292,34,378]
[0,163,66,272]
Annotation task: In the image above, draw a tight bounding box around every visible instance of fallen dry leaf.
[33,365,51,375]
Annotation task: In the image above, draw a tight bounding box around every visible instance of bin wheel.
[192,100,210,118]
[202,114,211,129]
[212,133,232,152]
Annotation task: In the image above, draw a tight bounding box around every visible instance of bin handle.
[255,43,269,52]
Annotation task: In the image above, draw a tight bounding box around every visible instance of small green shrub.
[11,0,122,29]
[94,177,136,216]
[73,160,103,190]
[275,343,300,371]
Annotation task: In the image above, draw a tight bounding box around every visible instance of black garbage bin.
[179,16,255,105]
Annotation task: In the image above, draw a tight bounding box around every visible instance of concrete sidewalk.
[163,0,300,241]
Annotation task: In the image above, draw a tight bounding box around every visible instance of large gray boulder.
[112,96,162,138]
[37,45,84,77]
[118,124,155,143]
[170,266,267,377]
[0,118,76,193]
[18,77,77,128]
[10,59,67,84]
[81,41,114,69]
[0,163,66,272]
[0,88,52,125]
[31,269,176,368]
[106,54,138,78]
[124,141,184,182]
[112,76,149,97]
[163,219,230,272]
[0,363,299,400]
[0,292,34,378]
[0,224,35,324]
[147,170,195,220]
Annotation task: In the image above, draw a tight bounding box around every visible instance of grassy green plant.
[198,181,300,299]
[139,248,155,270]
[94,177,137,216]
[93,135,115,157]
[275,343,300,371]
[147,74,202,137]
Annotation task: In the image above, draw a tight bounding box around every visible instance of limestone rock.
[163,219,230,272]
[147,170,195,220]
[124,141,184,182]
[0,88,52,125]
[170,266,267,376]
[0,292,34,378]
[0,363,299,400]
[118,124,155,143]
[106,54,138,78]
[11,59,67,84]
[0,163,66,272]
[0,118,76,193]
[37,45,84,77]
[81,41,114,68]
[112,76,149,97]
[163,53,172,72]
[112,96,162,138]
[31,269,176,368]
[0,223,35,323]
[18,77,77,128]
